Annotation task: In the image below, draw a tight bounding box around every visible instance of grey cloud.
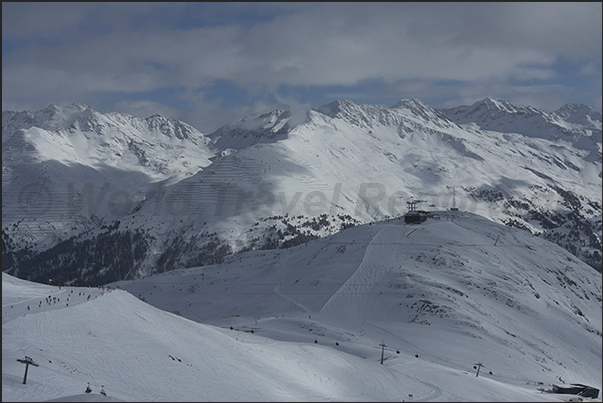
[2,3,601,125]
[5,3,599,90]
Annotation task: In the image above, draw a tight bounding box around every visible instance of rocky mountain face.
[439,97,602,146]
[2,98,601,285]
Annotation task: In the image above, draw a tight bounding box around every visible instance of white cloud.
[579,61,601,76]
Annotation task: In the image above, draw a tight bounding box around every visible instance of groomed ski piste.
[3,211,602,402]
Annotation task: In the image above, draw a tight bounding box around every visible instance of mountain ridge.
[438,97,602,147]
[2,97,601,285]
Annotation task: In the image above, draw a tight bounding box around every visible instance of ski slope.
[1,276,584,402]
[3,212,601,401]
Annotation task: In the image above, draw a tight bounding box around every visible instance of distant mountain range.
[2,97,601,285]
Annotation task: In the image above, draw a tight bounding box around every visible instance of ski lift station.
[552,384,599,398]
[404,199,430,224]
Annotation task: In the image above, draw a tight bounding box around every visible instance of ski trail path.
[2,283,111,325]
[273,284,311,316]
[318,225,410,321]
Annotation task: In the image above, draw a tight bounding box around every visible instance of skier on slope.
[85,382,92,394]
[100,385,106,396]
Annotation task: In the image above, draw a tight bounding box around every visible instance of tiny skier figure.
[85,382,92,394]
[100,385,106,396]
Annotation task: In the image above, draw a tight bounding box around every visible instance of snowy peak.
[438,97,602,147]
[391,97,428,109]
[314,99,389,129]
[314,98,453,131]
[480,97,540,115]
[208,108,292,150]
[391,97,453,124]
[36,102,92,130]
[2,102,88,141]
[65,107,208,145]
[67,106,108,134]
[3,103,212,156]
[313,99,361,119]
[439,97,542,124]
[41,101,89,116]
[2,102,215,198]
[313,99,398,124]
[553,103,602,130]
[140,114,207,144]
[3,103,209,145]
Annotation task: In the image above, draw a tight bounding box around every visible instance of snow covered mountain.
[438,97,602,269]
[207,108,292,150]
[438,97,602,148]
[2,103,214,270]
[2,97,601,286]
[3,212,601,401]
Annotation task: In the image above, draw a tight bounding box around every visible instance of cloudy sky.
[2,2,602,133]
